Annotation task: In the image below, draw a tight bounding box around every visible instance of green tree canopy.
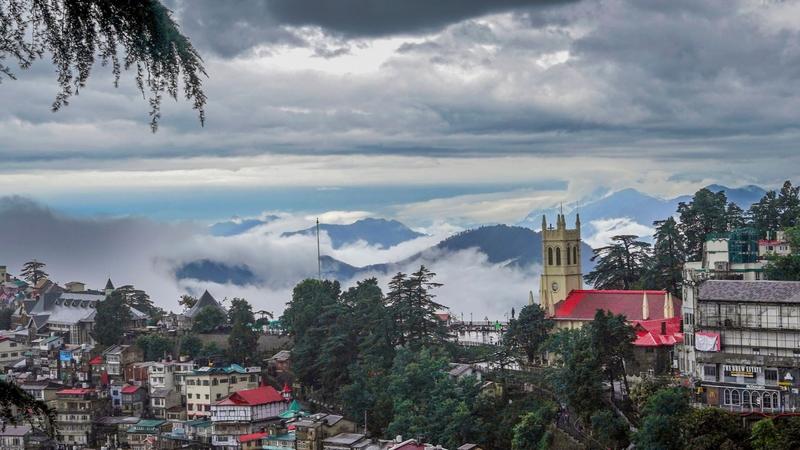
[634,387,691,450]
[136,334,172,361]
[179,334,203,359]
[503,303,553,365]
[228,297,256,325]
[94,290,131,346]
[228,322,259,364]
[20,260,47,286]
[179,295,198,310]
[584,235,652,290]
[587,310,635,397]
[388,266,450,349]
[191,306,227,333]
[678,188,730,259]
[0,0,206,131]
[590,410,630,450]
[511,404,557,450]
[645,217,686,296]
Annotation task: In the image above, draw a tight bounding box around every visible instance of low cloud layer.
[0,197,534,318]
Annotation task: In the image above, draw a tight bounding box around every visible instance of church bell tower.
[535,212,583,315]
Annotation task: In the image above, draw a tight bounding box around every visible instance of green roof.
[278,400,307,419]
[127,419,167,433]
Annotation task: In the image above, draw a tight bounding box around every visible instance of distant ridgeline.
[175,224,594,286]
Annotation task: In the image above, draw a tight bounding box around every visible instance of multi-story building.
[103,345,143,379]
[536,213,583,310]
[295,414,359,450]
[0,336,28,365]
[126,419,171,450]
[55,387,109,448]
[210,385,288,449]
[21,380,66,409]
[759,230,792,259]
[173,358,197,396]
[185,365,260,419]
[679,229,767,375]
[151,387,182,419]
[0,424,55,450]
[120,384,147,416]
[148,360,176,393]
[691,280,800,412]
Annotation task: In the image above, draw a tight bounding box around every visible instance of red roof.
[282,383,292,393]
[214,385,285,406]
[631,317,683,347]
[89,355,103,365]
[553,290,681,322]
[57,388,92,395]
[121,385,142,394]
[239,432,268,443]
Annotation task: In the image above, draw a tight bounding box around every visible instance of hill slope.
[282,218,425,249]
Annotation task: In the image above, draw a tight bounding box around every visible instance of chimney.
[663,292,674,319]
[528,290,534,306]
[642,292,649,320]
[661,321,667,335]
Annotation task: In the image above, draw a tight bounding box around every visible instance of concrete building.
[55,387,109,448]
[0,425,55,450]
[185,365,260,419]
[151,387,182,419]
[103,345,143,379]
[759,230,792,259]
[691,280,800,412]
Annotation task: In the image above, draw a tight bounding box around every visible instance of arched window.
[547,247,553,265]
[742,391,751,408]
[566,245,571,265]
[556,247,561,266]
[724,389,732,405]
[763,392,772,409]
[573,246,578,265]
[732,390,740,405]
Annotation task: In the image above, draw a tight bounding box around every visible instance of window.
[753,348,761,354]
[547,247,553,265]
[573,246,577,264]
[230,376,237,384]
[765,369,778,385]
[703,365,717,380]
[188,404,193,410]
[202,380,209,386]
[216,393,221,399]
[566,245,571,265]
[556,247,561,266]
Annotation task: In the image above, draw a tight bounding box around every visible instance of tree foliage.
[179,334,203,359]
[678,188,731,260]
[511,403,557,450]
[0,307,13,330]
[634,387,691,450]
[388,266,450,349]
[20,260,47,286]
[116,284,156,316]
[93,290,131,346]
[503,303,553,365]
[645,217,686,296]
[584,235,651,289]
[590,410,629,450]
[136,334,172,361]
[179,294,197,310]
[0,0,206,131]
[546,328,604,422]
[0,379,56,436]
[191,306,226,333]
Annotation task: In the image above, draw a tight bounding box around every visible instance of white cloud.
[584,217,655,248]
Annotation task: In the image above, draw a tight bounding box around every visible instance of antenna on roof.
[316,218,322,281]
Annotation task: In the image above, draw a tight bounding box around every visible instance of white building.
[210,385,288,449]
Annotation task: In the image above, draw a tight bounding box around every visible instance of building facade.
[537,213,583,313]
[692,280,800,412]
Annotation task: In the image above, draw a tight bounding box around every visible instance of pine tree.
[584,235,652,290]
[388,266,449,350]
[777,180,800,228]
[645,217,686,296]
[677,188,730,259]
[750,190,782,237]
[20,260,47,286]
[94,291,131,346]
[503,303,554,365]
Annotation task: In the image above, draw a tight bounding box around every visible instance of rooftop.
[214,385,284,406]
[699,280,800,303]
[553,289,681,321]
[323,433,365,445]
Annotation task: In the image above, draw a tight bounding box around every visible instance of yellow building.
[536,213,583,314]
[185,365,260,419]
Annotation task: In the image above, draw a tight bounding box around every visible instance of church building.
[534,213,683,374]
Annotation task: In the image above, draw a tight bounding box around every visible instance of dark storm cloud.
[170,0,574,57]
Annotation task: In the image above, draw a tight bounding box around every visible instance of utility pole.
[316,218,322,280]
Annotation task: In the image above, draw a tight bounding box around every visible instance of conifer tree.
[20,260,47,286]
[584,235,651,290]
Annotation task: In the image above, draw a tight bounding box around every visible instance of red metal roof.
[631,317,683,347]
[553,290,681,322]
[89,355,103,365]
[57,388,92,395]
[214,385,285,406]
[121,385,142,394]
[238,431,268,443]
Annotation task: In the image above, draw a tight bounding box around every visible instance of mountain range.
[183,184,769,287]
[281,218,425,249]
[518,184,766,238]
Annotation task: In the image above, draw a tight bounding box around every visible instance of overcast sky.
[2,0,800,225]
